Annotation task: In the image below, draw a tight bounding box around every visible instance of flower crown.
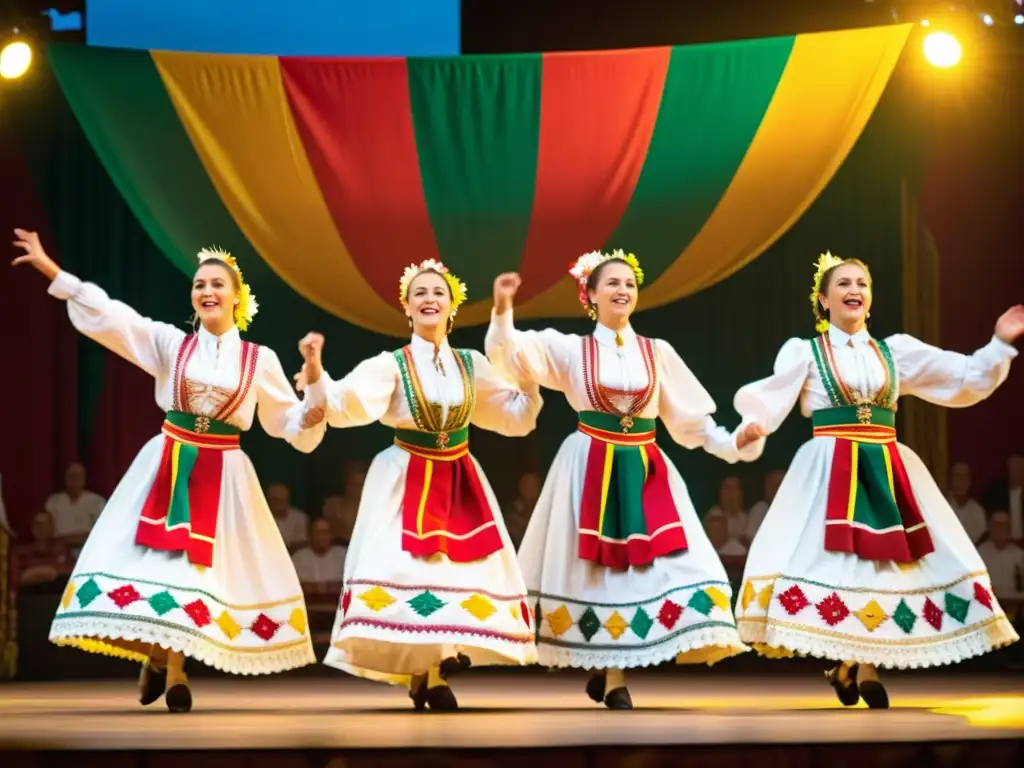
[568,249,644,321]
[399,259,468,315]
[197,247,259,332]
[810,250,848,333]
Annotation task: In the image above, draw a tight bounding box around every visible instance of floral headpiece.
[568,249,644,321]
[399,259,468,315]
[197,247,259,332]
[810,250,848,333]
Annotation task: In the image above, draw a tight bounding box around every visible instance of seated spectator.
[743,469,784,546]
[291,518,346,595]
[44,462,105,554]
[505,470,540,548]
[14,510,72,590]
[983,450,1023,542]
[322,460,366,543]
[267,482,309,552]
[976,511,1024,602]
[706,475,748,541]
[946,461,987,544]
[704,510,746,593]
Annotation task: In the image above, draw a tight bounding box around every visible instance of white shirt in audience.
[706,505,748,540]
[744,500,769,540]
[976,541,1024,597]
[44,490,105,538]
[716,537,748,557]
[291,544,347,584]
[274,507,310,548]
[946,495,988,543]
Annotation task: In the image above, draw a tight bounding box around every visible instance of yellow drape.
[152,52,400,336]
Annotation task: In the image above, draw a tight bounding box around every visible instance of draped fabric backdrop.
[6,26,1019,538]
[46,25,910,335]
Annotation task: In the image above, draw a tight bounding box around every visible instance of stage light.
[981,13,993,26]
[0,39,31,80]
[923,31,962,67]
[1015,14,1024,24]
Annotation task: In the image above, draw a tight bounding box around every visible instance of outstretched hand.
[995,305,1024,345]
[12,229,60,281]
[736,421,767,451]
[298,332,324,387]
[493,272,522,315]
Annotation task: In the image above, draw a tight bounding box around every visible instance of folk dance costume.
[48,253,326,677]
[733,253,1019,690]
[485,251,752,703]
[322,262,541,708]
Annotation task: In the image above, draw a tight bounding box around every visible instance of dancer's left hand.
[736,421,767,450]
[995,305,1024,345]
[298,332,324,386]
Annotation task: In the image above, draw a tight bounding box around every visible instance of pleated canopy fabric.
[49,24,911,337]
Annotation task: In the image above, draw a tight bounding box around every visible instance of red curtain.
[0,118,79,538]
[919,62,1024,489]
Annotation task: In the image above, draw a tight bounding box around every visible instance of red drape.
[0,118,79,539]
[919,62,1024,490]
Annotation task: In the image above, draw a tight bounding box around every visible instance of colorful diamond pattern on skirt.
[578,607,602,642]
[541,587,733,644]
[408,591,445,618]
[148,590,179,616]
[250,613,281,641]
[76,578,102,608]
[55,575,309,644]
[755,579,1000,636]
[184,599,212,627]
[854,599,888,632]
[461,594,497,622]
[816,592,850,627]
[603,611,629,640]
[630,607,654,639]
[108,584,143,608]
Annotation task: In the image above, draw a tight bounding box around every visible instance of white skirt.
[737,437,1019,668]
[520,431,747,669]
[49,435,316,674]
[323,445,537,686]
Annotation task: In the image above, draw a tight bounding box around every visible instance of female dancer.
[310,260,541,711]
[732,251,1021,708]
[485,250,764,709]
[12,228,327,712]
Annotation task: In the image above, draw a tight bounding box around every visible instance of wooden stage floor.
[1,671,1023,751]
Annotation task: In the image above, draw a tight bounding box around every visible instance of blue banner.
[86,0,460,56]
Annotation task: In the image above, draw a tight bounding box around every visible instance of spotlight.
[1015,14,1024,25]
[0,37,31,80]
[923,31,962,67]
[981,13,994,26]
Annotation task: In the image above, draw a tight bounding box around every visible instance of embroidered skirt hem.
[49,614,315,675]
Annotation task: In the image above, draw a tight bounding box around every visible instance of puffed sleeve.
[886,334,1017,407]
[734,337,812,436]
[48,270,186,378]
[468,350,543,437]
[255,347,328,454]
[654,340,761,464]
[322,351,399,429]
[484,309,577,392]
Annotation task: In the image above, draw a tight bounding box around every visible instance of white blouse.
[734,324,1017,435]
[485,310,754,463]
[322,333,542,436]
[48,271,328,452]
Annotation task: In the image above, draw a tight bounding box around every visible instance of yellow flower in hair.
[810,250,845,333]
[399,259,467,314]
[197,247,259,332]
[567,249,644,320]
